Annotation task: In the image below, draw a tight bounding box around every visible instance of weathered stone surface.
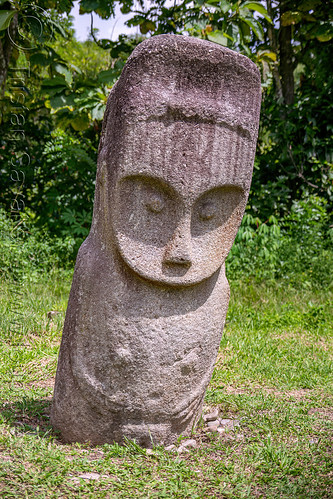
[220,418,240,428]
[51,34,261,447]
[181,439,198,449]
[207,425,219,433]
[203,408,219,422]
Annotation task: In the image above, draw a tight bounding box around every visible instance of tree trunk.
[0,12,18,95]
[278,1,295,105]
[267,0,283,101]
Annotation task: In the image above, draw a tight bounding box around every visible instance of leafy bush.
[0,209,76,282]
[227,194,333,289]
[277,195,333,288]
[36,129,96,236]
[227,213,282,280]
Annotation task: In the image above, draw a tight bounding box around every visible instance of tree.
[1,0,332,235]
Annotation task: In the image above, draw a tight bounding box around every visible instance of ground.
[0,275,332,498]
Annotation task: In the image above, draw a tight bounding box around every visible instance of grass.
[0,273,332,498]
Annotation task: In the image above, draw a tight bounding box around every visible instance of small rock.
[207,424,219,433]
[218,432,235,442]
[219,419,240,429]
[47,311,60,319]
[181,439,197,449]
[87,450,105,461]
[165,444,176,452]
[146,449,155,455]
[177,445,189,454]
[203,408,219,422]
[77,472,101,480]
[207,421,220,428]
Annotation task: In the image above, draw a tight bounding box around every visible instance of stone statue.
[51,34,261,447]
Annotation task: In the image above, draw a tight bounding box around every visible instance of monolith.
[51,34,261,447]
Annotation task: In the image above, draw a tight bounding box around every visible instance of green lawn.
[0,274,332,498]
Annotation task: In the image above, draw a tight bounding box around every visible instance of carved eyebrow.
[195,184,245,201]
[119,174,180,199]
[143,106,252,140]
[119,175,246,203]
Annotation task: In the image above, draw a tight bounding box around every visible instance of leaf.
[139,20,156,35]
[53,63,73,85]
[79,0,114,19]
[48,18,68,39]
[42,76,68,88]
[0,10,16,31]
[281,11,302,26]
[97,68,117,84]
[97,38,112,50]
[29,52,52,67]
[207,30,229,46]
[70,114,90,131]
[241,17,264,41]
[127,15,145,28]
[219,0,232,14]
[314,23,333,42]
[239,20,251,41]
[317,33,333,42]
[242,1,272,23]
[120,4,131,14]
[91,103,105,121]
[302,13,317,22]
[50,94,75,110]
[258,50,277,62]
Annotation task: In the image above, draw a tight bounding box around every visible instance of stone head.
[93,35,261,287]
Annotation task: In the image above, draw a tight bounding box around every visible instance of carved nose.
[163,224,192,268]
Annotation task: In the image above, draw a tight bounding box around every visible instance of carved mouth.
[162,260,191,277]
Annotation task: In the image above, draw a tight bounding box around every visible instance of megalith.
[51,34,261,447]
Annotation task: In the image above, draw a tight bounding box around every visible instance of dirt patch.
[308,408,333,420]
[218,384,327,402]
[28,378,55,390]
[272,330,333,352]
[0,453,13,463]
[0,396,52,436]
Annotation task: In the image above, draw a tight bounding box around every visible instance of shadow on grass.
[0,396,56,438]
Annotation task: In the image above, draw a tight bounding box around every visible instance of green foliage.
[1,117,97,240]
[79,0,115,19]
[227,212,282,279]
[35,37,113,131]
[114,0,272,57]
[0,9,16,31]
[36,129,96,236]
[253,40,333,219]
[0,208,76,281]
[278,195,333,288]
[227,194,333,288]
[52,38,110,79]
[0,0,332,277]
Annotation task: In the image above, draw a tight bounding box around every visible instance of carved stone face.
[111,122,247,287]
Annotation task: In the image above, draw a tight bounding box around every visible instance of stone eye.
[199,200,216,221]
[146,193,165,213]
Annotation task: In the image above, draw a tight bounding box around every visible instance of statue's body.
[51,35,261,447]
